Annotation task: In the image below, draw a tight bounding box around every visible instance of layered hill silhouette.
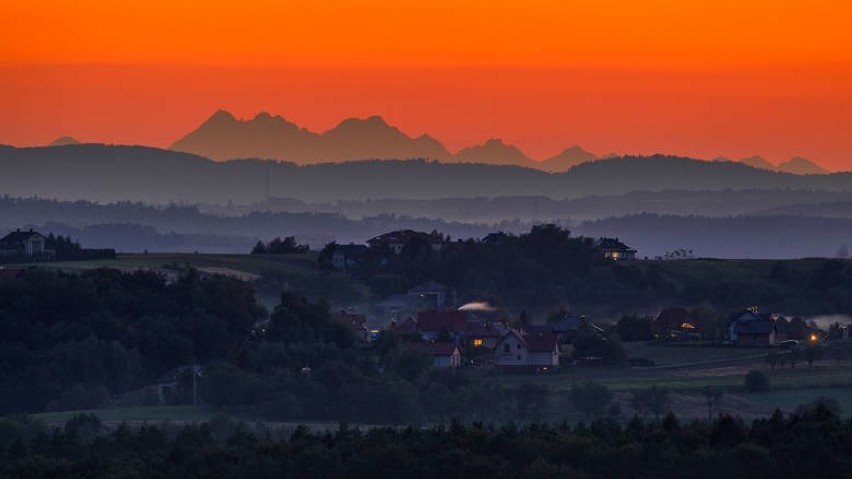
[171,110,833,174]
[732,155,828,175]
[1,144,850,205]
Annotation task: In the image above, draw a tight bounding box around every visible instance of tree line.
[1,405,850,478]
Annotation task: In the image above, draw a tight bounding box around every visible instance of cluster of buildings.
[391,309,568,370]
[0,229,52,260]
[328,230,639,274]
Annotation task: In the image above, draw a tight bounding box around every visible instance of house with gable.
[494,329,560,369]
[654,307,699,340]
[367,230,444,255]
[728,307,779,346]
[0,229,51,260]
[597,237,637,261]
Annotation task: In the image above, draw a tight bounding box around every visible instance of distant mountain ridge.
[1,144,850,205]
[736,155,828,175]
[171,110,590,171]
[170,110,833,174]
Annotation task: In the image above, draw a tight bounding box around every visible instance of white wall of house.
[24,235,45,257]
[494,334,528,366]
[433,350,461,368]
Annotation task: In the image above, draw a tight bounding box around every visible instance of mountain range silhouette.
[169,110,832,174]
[170,110,604,172]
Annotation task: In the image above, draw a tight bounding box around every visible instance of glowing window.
[473,338,484,347]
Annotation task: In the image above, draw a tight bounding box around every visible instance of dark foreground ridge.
[0,408,848,478]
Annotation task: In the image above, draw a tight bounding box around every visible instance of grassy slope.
[14,253,374,307]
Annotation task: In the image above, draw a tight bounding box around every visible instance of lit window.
[473,338,484,347]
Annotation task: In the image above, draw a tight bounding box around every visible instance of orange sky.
[1,1,851,169]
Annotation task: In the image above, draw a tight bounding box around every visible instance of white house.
[494,330,560,368]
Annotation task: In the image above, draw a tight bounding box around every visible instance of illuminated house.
[597,237,637,261]
[654,307,699,340]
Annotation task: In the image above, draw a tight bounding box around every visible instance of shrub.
[744,371,770,393]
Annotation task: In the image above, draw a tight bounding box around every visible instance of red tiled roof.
[416,311,469,332]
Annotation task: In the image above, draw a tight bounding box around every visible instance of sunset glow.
[2,1,851,169]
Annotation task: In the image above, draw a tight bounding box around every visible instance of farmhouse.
[367,230,444,255]
[0,229,50,259]
[494,330,560,368]
[728,307,778,346]
[597,237,637,261]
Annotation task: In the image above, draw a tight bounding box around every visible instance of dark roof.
[404,342,459,357]
[416,311,469,332]
[728,309,773,323]
[733,319,776,335]
[551,316,605,334]
[368,230,441,246]
[655,307,695,331]
[597,237,636,252]
[0,230,44,247]
[524,332,559,353]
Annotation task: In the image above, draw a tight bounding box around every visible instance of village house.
[527,315,605,345]
[597,237,637,261]
[367,230,444,255]
[330,244,368,272]
[493,330,561,369]
[0,229,51,259]
[728,307,778,346]
[654,307,699,340]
